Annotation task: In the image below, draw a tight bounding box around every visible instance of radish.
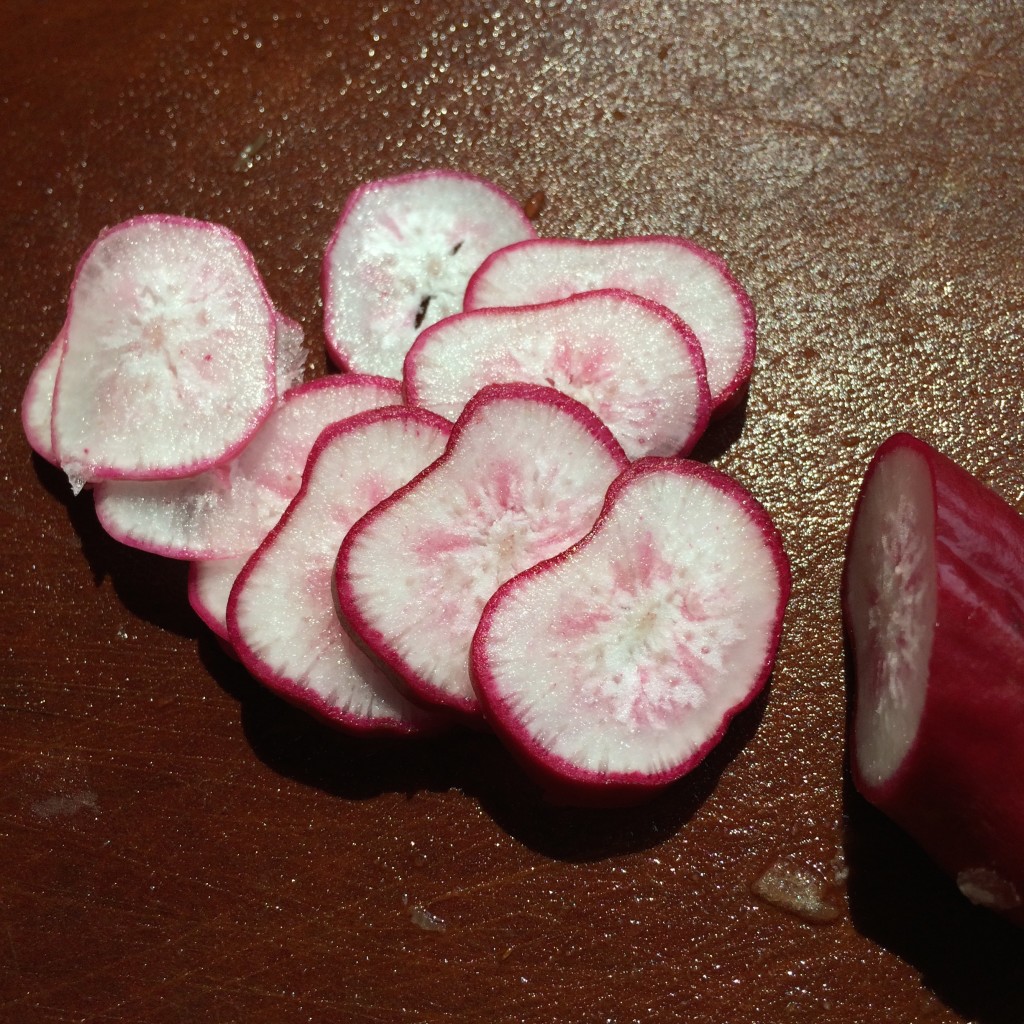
[94,375,402,559]
[335,382,629,718]
[50,216,279,489]
[470,458,789,804]
[463,236,756,416]
[273,312,307,395]
[21,327,65,465]
[403,290,711,459]
[228,407,452,733]
[844,432,1024,924]
[188,556,245,641]
[322,170,536,378]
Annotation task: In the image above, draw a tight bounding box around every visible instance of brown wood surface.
[2,2,1024,1021]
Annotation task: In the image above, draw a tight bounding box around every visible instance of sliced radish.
[322,170,536,378]
[335,382,629,718]
[229,407,452,733]
[21,327,66,465]
[471,457,789,803]
[94,375,402,559]
[51,215,278,486]
[188,556,245,641]
[844,432,1024,924]
[273,312,307,395]
[404,290,711,459]
[464,236,755,415]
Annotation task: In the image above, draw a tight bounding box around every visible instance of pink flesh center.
[480,470,783,777]
[847,446,935,787]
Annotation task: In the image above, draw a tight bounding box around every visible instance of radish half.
[51,216,278,487]
[403,290,711,459]
[95,375,402,559]
[228,407,452,734]
[844,432,1024,924]
[335,382,629,718]
[464,236,756,416]
[471,457,789,803]
[322,170,536,378]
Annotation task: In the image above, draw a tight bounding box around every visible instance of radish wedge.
[844,433,1024,924]
[464,236,755,415]
[21,327,65,465]
[336,383,629,718]
[404,290,711,459]
[51,216,278,486]
[471,458,789,803]
[322,170,536,378]
[95,375,402,559]
[229,407,452,734]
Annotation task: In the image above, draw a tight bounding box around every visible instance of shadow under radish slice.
[336,382,630,719]
[95,375,402,560]
[471,457,790,805]
[403,289,711,459]
[463,236,756,417]
[843,433,1024,925]
[322,170,536,378]
[228,407,453,734]
[51,216,278,489]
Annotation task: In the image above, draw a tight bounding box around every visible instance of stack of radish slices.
[22,171,790,804]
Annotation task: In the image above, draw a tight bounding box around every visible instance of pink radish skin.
[51,216,278,488]
[228,408,453,735]
[470,457,789,805]
[322,170,536,378]
[94,375,402,560]
[21,327,66,465]
[335,382,630,719]
[464,236,756,417]
[844,432,1024,925]
[403,290,711,460]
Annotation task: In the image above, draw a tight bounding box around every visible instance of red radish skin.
[21,327,65,465]
[403,289,711,459]
[322,170,536,378]
[228,407,452,734]
[470,457,790,805]
[51,215,278,488]
[844,432,1024,925]
[335,382,630,719]
[94,375,402,559]
[463,236,756,417]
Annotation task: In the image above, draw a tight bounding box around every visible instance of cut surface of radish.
[274,312,307,395]
[229,407,452,733]
[404,290,711,459]
[189,556,246,640]
[22,328,65,465]
[464,236,755,415]
[336,382,629,717]
[95,375,402,559]
[323,170,536,378]
[471,457,789,802]
[51,216,277,485]
[844,433,1024,923]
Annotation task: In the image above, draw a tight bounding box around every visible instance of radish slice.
[51,216,278,486]
[21,327,66,465]
[273,312,306,395]
[844,432,1024,923]
[464,236,756,415]
[322,170,536,378]
[94,375,402,559]
[404,290,711,459]
[336,382,629,718]
[188,556,245,640]
[229,407,452,734]
[471,458,789,803]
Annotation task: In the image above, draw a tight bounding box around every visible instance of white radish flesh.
[464,236,755,415]
[51,216,277,485]
[273,312,307,395]
[229,407,452,733]
[471,458,790,803]
[323,170,536,378]
[188,556,246,641]
[336,383,629,718]
[404,290,711,459]
[95,375,402,559]
[844,433,1024,924]
[21,328,65,465]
